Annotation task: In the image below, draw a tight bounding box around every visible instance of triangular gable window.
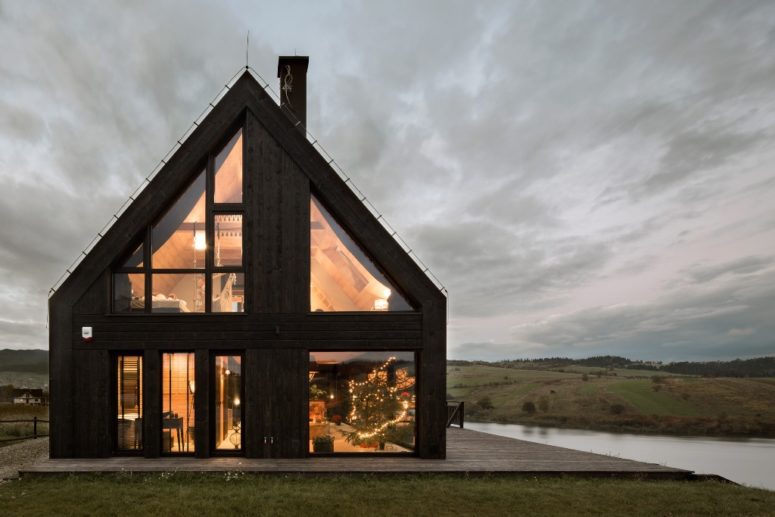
[152,170,206,269]
[112,124,245,314]
[214,129,243,203]
[310,195,414,312]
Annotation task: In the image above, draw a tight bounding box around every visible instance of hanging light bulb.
[194,230,207,251]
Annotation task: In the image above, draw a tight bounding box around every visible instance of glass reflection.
[162,353,195,453]
[309,351,415,454]
[214,356,242,450]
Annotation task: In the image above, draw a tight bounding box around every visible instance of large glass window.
[112,124,245,314]
[309,351,416,454]
[116,355,143,451]
[214,355,242,451]
[310,196,413,312]
[214,129,243,203]
[162,353,195,454]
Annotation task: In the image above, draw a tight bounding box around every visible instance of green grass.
[606,380,704,417]
[449,365,775,437]
[0,474,773,516]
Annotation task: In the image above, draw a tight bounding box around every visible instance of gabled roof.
[50,70,446,309]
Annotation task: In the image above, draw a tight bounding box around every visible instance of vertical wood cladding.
[142,350,161,458]
[49,71,446,460]
[254,119,309,313]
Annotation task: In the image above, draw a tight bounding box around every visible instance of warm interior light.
[381,288,391,300]
[194,230,206,251]
[373,298,389,311]
[225,369,231,376]
[188,380,196,394]
[233,397,240,407]
[329,393,335,400]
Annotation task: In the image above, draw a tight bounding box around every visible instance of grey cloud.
[500,269,775,361]
[2,1,775,360]
[682,256,774,284]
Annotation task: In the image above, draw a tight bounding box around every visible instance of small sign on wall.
[82,326,93,343]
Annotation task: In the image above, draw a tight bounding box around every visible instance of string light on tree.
[345,357,413,447]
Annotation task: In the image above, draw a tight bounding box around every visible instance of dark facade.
[48,57,447,459]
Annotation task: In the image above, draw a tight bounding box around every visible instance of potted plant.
[312,434,334,453]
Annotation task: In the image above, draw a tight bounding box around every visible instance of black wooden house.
[48,57,447,459]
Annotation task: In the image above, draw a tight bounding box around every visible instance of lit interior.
[214,356,242,450]
[113,129,244,314]
[162,353,195,453]
[309,351,415,454]
[116,355,142,450]
[310,196,413,312]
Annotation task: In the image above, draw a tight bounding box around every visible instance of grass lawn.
[1,474,773,516]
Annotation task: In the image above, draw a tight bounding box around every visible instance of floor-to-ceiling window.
[162,353,195,453]
[309,351,416,454]
[116,355,142,451]
[214,355,242,451]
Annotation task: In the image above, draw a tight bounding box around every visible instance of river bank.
[468,421,775,491]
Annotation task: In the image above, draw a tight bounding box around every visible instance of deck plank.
[20,428,690,477]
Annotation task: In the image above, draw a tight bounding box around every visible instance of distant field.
[0,372,48,389]
[448,364,775,437]
[0,404,49,448]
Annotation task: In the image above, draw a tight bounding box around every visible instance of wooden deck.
[21,428,691,478]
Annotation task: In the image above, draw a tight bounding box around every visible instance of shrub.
[582,373,589,382]
[652,384,662,392]
[651,375,664,384]
[476,396,494,410]
[522,401,536,414]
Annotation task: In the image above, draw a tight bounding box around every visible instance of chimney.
[277,56,309,132]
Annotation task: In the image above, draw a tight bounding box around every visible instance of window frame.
[111,120,246,315]
[308,192,419,314]
[306,349,419,457]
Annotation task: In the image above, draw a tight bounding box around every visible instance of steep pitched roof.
[50,71,445,308]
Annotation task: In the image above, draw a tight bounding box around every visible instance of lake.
[467,422,775,491]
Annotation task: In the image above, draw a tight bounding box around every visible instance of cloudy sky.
[1,1,774,361]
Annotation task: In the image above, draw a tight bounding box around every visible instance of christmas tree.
[345,357,410,447]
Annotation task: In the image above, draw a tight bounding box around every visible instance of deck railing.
[446,401,464,428]
[0,417,49,443]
